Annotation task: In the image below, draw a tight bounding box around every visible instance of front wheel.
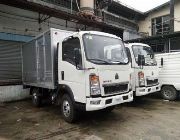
[161,86,178,101]
[61,94,78,123]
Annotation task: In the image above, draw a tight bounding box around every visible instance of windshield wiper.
[88,59,110,64]
[110,61,127,64]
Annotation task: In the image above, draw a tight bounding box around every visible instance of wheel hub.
[164,90,173,98]
[63,100,70,117]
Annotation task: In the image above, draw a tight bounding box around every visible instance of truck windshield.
[132,45,157,66]
[83,34,128,65]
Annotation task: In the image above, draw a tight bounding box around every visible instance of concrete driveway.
[0,96,180,140]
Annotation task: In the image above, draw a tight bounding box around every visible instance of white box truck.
[125,43,160,97]
[156,52,180,101]
[22,28,133,122]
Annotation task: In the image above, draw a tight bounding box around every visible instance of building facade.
[127,0,180,54]
[1,0,179,101]
[138,0,180,36]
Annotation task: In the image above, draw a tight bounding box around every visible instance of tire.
[61,94,77,123]
[161,86,178,101]
[32,88,42,107]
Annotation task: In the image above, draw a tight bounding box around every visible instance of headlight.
[138,71,145,87]
[89,74,101,96]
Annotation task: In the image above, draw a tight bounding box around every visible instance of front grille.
[103,83,128,95]
[147,79,158,86]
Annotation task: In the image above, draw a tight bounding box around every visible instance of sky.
[117,0,170,12]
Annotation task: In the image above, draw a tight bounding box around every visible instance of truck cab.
[23,29,133,123]
[59,31,133,121]
[125,43,160,97]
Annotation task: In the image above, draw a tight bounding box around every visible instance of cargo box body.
[156,52,180,91]
[22,28,73,89]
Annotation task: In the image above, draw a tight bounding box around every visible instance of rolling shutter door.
[0,40,23,85]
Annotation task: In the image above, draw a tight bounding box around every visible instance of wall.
[138,5,170,36]
[0,4,100,37]
[123,30,142,41]
[0,40,23,83]
[0,3,140,40]
[0,86,30,102]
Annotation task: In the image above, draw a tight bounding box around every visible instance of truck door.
[59,37,86,103]
[126,47,136,91]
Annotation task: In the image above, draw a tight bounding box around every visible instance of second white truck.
[125,43,160,97]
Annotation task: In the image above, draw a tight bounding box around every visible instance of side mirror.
[74,48,81,69]
[161,58,164,66]
[125,48,132,62]
[138,55,145,66]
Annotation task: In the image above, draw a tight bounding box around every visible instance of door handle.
[61,71,64,80]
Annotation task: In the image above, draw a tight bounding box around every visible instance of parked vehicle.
[22,28,133,123]
[156,52,180,101]
[125,43,160,97]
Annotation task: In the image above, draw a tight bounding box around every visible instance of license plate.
[116,98,121,102]
[123,96,128,100]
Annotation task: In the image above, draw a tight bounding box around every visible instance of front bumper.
[135,84,160,96]
[86,91,133,111]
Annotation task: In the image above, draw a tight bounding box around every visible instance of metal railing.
[41,0,80,12]
[102,10,138,30]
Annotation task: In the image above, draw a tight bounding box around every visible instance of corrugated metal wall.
[0,40,23,85]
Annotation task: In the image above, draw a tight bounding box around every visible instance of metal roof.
[145,1,170,15]
[108,1,145,20]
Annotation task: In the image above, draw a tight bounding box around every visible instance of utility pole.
[71,0,73,14]
[170,0,175,33]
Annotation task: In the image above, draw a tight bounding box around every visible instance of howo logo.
[115,73,119,80]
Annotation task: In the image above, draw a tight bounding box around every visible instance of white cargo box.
[22,28,73,89]
[155,52,180,91]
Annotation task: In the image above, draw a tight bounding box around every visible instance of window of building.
[62,37,82,67]
[170,37,180,52]
[152,15,170,36]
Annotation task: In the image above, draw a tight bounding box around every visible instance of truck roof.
[49,28,121,40]
[75,31,121,40]
[27,28,122,44]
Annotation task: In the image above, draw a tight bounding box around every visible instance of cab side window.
[62,37,82,67]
